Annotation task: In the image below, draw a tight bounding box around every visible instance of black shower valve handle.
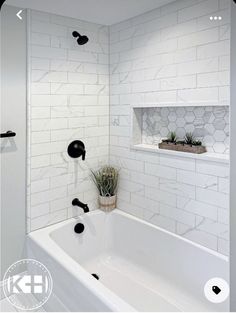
[82,149,86,161]
[67,140,86,160]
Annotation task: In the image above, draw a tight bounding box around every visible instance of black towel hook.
[0,130,16,138]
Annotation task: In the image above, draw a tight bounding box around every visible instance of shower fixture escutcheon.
[67,140,86,159]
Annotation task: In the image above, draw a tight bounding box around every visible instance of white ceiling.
[5,0,176,25]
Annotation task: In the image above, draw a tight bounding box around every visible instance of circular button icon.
[204,277,229,303]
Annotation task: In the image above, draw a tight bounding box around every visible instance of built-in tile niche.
[132,106,229,154]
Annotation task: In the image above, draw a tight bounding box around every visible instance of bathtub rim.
[29,209,228,262]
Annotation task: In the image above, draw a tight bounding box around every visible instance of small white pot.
[99,195,117,212]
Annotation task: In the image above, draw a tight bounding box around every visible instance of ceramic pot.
[99,195,117,212]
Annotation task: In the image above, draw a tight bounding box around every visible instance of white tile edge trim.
[131,143,229,163]
[131,102,229,109]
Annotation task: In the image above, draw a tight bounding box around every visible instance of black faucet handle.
[67,140,86,160]
[82,149,86,161]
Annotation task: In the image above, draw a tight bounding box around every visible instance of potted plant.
[162,131,178,144]
[91,166,119,212]
[184,132,195,146]
[159,132,206,154]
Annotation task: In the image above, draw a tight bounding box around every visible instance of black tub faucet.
[72,198,89,213]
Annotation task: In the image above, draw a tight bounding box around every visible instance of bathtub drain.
[91,273,99,280]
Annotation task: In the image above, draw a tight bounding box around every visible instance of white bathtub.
[27,209,229,312]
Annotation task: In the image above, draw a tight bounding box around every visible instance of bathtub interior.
[49,210,229,312]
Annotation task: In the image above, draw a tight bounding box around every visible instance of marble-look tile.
[144,212,176,232]
[142,106,229,154]
[27,0,230,258]
[28,10,109,232]
[177,224,218,251]
[177,196,218,221]
[109,0,230,256]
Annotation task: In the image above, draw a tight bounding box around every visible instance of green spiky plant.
[91,166,119,197]
[184,132,195,146]
[193,140,202,146]
[167,131,177,143]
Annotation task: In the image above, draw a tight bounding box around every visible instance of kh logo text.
[8,274,49,294]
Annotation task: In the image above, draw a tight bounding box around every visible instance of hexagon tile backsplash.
[142,106,229,154]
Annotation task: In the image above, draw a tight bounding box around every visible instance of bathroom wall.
[27,10,109,231]
[27,0,231,256]
[109,0,230,255]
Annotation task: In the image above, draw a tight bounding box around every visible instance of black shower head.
[77,35,89,45]
[72,31,89,45]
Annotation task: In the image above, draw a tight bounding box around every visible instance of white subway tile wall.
[109,0,230,255]
[28,10,109,231]
[27,0,230,256]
